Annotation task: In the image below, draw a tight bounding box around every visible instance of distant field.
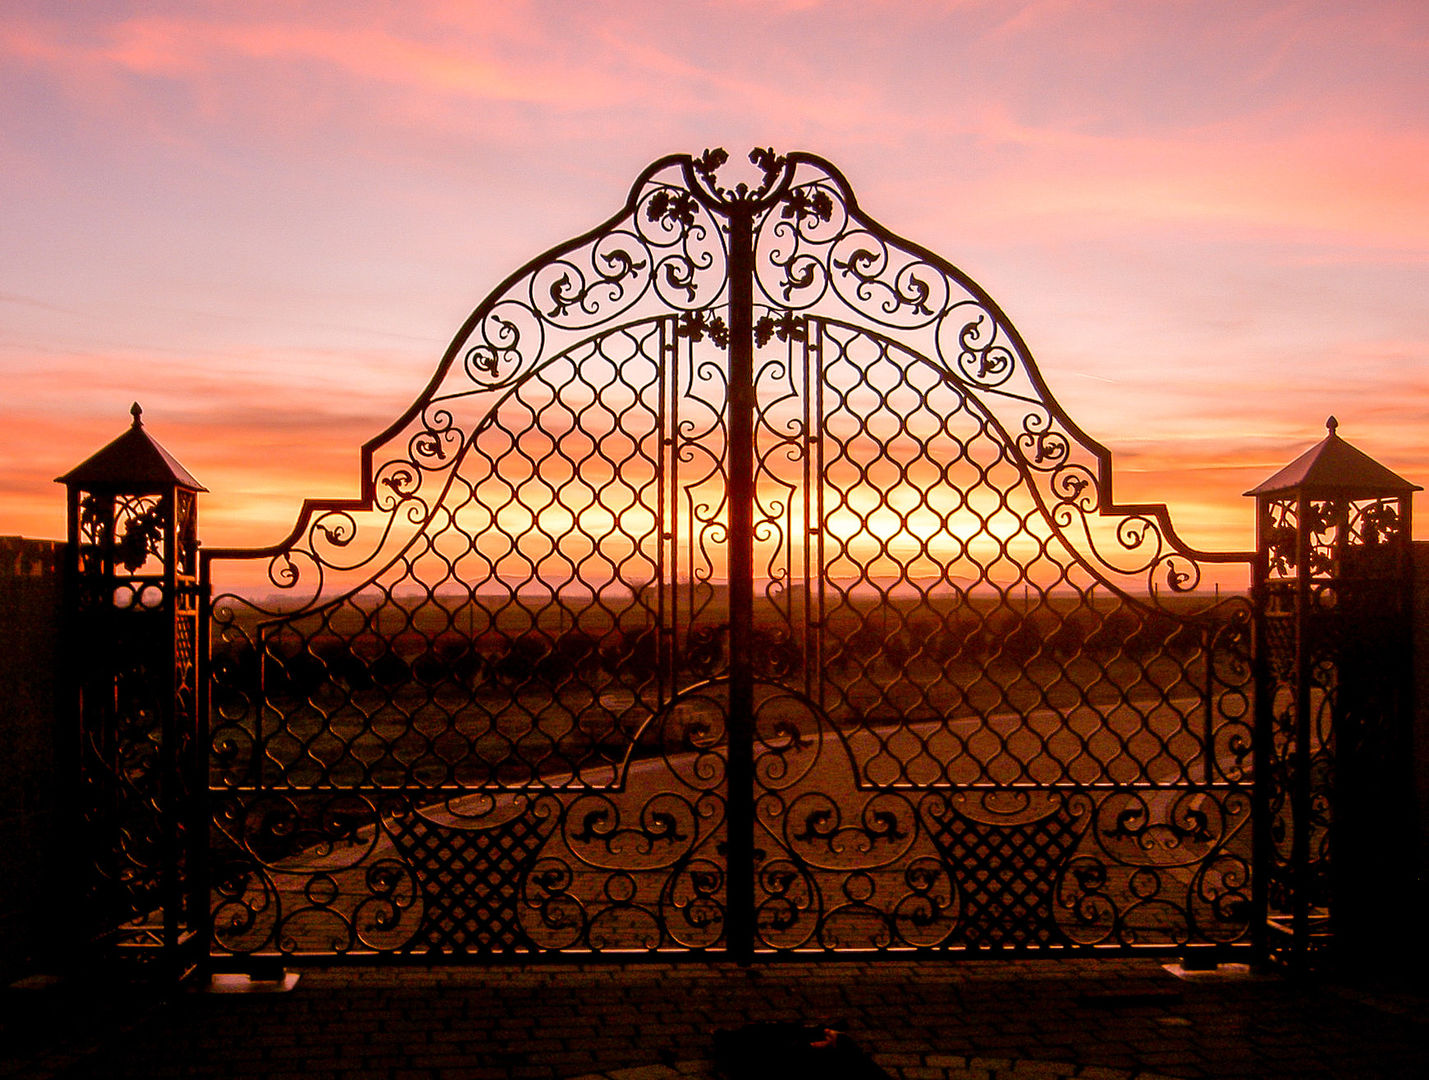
[208,587,1251,795]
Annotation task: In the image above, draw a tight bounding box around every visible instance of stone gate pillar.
[1248,418,1419,971]
[57,404,207,981]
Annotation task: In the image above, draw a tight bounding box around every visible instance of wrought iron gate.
[203,149,1255,960]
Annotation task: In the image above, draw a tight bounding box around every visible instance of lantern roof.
[1245,417,1420,498]
[56,403,206,492]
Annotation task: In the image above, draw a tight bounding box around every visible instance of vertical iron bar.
[726,206,756,963]
[1292,490,1313,970]
[1250,496,1271,965]
[1202,621,1214,788]
[161,498,179,968]
[668,321,681,693]
[814,321,827,716]
[195,554,213,977]
[657,318,670,705]
[802,325,814,702]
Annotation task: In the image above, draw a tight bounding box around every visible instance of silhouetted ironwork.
[1248,417,1419,970]
[58,403,208,980]
[203,150,1255,960]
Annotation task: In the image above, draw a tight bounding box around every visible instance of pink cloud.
[4,6,632,112]
[2,0,1425,562]
[898,105,1429,252]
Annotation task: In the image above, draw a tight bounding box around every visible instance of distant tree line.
[211,599,1212,705]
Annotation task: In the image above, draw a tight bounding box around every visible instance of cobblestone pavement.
[3,958,1426,1080]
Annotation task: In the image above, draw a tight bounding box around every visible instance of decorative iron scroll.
[205,149,1254,959]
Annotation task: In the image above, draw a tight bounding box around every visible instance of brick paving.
[2,958,1425,1080]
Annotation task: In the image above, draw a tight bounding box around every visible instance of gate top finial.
[131,401,143,428]
[1326,415,1338,436]
[688,146,791,211]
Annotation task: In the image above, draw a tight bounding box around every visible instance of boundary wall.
[0,537,64,981]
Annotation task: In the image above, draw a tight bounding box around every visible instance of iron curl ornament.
[203,148,1254,961]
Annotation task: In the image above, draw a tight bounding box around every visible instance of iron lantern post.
[56,403,208,982]
[1247,417,1418,972]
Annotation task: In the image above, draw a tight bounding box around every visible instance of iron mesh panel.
[805,324,1212,788]
[204,149,1255,961]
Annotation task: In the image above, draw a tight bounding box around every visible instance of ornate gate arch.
[204,149,1255,960]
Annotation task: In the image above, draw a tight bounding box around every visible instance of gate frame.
[197,148,1261,965]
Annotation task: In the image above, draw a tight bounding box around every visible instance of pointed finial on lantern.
[131,402,144,428]
[1326,415,1338,436]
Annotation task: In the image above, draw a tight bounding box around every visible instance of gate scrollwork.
[204,149,1254,959]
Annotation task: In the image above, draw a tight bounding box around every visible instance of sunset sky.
[4,0,1426,567]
